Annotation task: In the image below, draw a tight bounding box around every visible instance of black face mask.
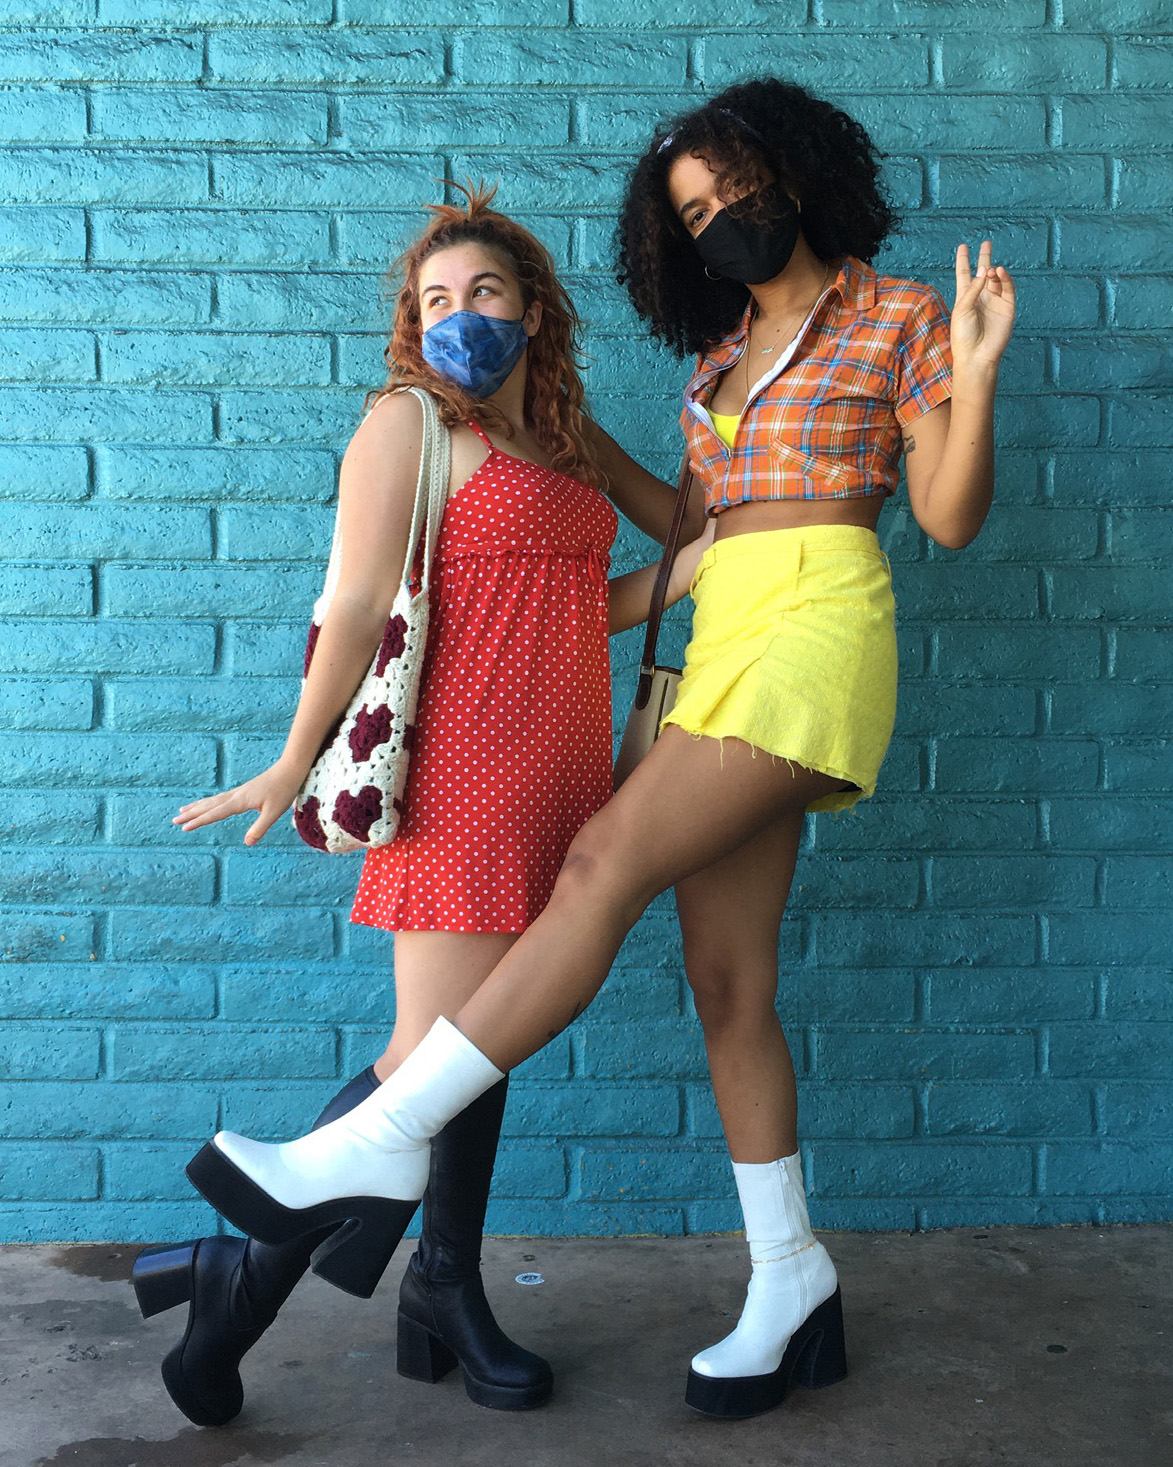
[692,185,801,285]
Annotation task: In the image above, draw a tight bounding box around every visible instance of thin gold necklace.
[743,262,831,397]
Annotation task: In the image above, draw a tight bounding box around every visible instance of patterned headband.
[656,107,767,156]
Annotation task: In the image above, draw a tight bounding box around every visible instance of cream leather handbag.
[613,456,694,789]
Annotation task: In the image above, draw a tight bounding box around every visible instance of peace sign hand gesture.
[952,239,1016,376]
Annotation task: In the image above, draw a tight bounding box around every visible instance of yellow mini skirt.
[661,525,898,812]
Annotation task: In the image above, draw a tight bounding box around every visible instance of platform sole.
[185,1142,418,1299]
[685,1286,848,1420]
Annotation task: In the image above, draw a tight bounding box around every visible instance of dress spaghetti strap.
[466,419,494,449]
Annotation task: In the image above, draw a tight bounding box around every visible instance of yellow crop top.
[710,411,740,449]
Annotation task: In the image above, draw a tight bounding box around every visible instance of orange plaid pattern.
[681,256,953,512]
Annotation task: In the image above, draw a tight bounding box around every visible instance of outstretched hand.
[174,760,306,846]
[952,239,1016,374]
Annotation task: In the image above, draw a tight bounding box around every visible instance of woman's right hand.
[174,758,307,846]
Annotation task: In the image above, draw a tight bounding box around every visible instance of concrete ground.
[1,1227,1170,1467]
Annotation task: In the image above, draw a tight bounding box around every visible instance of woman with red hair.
[132,185,707,1426]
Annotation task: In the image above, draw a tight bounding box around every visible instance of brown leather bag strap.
[634,455,696,711]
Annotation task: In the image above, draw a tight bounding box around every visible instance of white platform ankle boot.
[685,1153,847,1419]
[186,1018,504,1300]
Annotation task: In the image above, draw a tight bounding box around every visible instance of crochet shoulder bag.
[292,386,451,853]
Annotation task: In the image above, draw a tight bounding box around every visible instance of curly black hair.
[617,77,897,358]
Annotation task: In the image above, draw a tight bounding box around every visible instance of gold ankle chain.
[749,1241,817,1265]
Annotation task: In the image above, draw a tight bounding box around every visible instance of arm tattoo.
[903,433,917,454]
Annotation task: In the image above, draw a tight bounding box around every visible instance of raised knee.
[556,826,608,892]
[550,825,638,916]
[547,810,662,927]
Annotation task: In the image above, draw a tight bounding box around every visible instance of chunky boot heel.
[397,1311,459,1383]
[686,1156,845,1420]
[308,1198,420,1298]
[791,1287,848,1389]
[186,1140,421,1288]
[132,1242,197,1318]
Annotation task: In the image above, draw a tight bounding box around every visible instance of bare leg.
[455,727,844,1070]
[674,808,805,1163]
[672,812,846,1412]
[374,931,518,1080]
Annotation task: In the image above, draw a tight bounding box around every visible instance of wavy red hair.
[369,182,599,488]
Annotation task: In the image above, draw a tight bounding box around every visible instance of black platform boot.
[131,1067,380,1426]
[396,1077,553,1410]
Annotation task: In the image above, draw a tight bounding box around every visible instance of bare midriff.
[712,494,885,541]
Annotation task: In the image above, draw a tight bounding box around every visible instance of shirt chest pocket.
[767,433,851,491]
[769,386,889,484]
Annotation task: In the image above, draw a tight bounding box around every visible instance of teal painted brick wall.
[1,0,1170,1241]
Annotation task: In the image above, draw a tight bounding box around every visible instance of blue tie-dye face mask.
[421,310,530,398]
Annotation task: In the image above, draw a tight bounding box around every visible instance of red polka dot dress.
[351,421,619,933]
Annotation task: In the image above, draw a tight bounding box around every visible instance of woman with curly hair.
[132,185,709,1426]
[183,80,1017,1421]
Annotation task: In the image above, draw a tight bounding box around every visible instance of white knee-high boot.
[186,1018,505,1299]
[685,1154,847,1419]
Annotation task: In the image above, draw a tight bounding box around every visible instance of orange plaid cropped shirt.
[682,256,953,513]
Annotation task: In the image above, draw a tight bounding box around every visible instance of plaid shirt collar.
[688,255,881,399]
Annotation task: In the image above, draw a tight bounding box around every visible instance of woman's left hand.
[951,239,1016,374]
